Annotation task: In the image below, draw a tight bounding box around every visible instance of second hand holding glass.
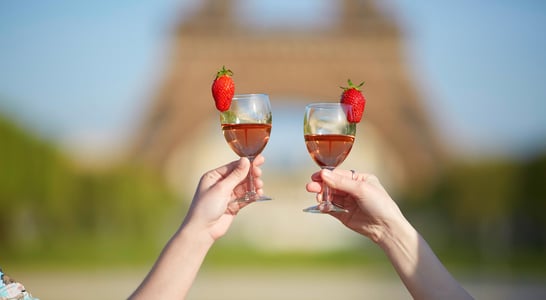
[303,103,356,213]
[221,94,273,202]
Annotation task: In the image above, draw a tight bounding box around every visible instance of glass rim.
[232,93,269,99]
[305,102,351,109]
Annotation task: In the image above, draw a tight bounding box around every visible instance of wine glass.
[220,94,273,202]
[303,103,356,213]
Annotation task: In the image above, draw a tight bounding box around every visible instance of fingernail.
[322,169,333,178]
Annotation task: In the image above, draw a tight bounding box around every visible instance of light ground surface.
[17,267,546,300]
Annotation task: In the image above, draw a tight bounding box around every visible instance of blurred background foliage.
[401,154,546,272]
[0,112,183,267]
[1,110,545,272]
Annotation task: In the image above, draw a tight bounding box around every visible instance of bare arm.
[377,213,473,299]
[307,169,473,300]
[129,226,214,299]
[129,156,264,299]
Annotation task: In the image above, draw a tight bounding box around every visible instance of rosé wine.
[305,134,354,168]
[222,123,271,158]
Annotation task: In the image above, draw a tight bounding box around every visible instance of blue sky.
[1,0,545,159]
[388,0,546,158]
[0,0,182,147]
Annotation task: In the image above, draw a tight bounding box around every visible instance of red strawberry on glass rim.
[212,66,235,112]
[340,79,366,123]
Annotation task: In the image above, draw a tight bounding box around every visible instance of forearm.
[129,225,214,299]
[377,218,473,300]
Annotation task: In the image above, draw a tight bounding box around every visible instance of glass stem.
[247,156,256,195]
[322,167,334,207]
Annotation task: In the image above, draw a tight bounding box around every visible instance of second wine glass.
[220,94,273,202]
[303,103,356,213]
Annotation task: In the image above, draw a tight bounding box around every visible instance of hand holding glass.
[303,103,356,213]
[220,94,273,202]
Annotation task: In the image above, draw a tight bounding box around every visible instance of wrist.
[375,214,415,250]
[175,223,216,249]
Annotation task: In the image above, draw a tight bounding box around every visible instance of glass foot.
[236,192,272,203]
[303,202,348,213]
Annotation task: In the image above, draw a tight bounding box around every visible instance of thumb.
[218,157,251,192]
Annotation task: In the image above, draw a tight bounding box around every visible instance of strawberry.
[211,66,235,112]
[340,79,366,123]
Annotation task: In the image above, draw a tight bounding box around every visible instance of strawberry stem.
[340,79,365,91]
[217,65,233,78]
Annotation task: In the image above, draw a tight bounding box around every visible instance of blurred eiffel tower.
[131,0,447,250]
[133,0,444,195]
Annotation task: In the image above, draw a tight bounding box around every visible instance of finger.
[253,177,264,190]
[305,181,322,193]
[214,158,251,193]
[332,168,355,179]
[251,163,262,178]
[204,158,244,180]
[197,159,240,191]
[255,187,264,197]
[320,169,360,195]
[253,154,265,166]
[310,171,322,182]
[316,192,322,203]
[332,169,379,187]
